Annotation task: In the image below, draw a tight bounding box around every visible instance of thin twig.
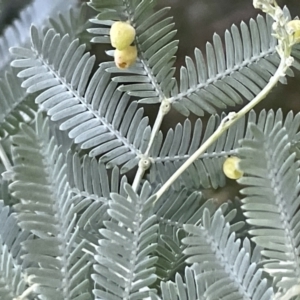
[131,99,171,192]
[154,57,289,202]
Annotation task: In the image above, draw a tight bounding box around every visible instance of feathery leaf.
[238,118,300,292]
[9,113,92,300]
[182,208,274,300]
[92,182,158,299]
[11,26,151,170]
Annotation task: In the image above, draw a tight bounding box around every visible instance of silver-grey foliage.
[238,119,300,292]
[10,112,92,299]
[0,201,30,300]
[0,0,299,299]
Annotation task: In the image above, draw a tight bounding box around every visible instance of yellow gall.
[114,46,137,69]
[286,20,300,44]
[110,21,136,50]
[223,156,243,180]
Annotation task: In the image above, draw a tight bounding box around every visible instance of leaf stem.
[13,283,38,300]
[154,56,290,202]
[131,99,171,192]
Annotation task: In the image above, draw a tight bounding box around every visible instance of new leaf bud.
[287,20,300,44]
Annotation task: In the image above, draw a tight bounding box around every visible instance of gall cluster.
[110,21,137,69]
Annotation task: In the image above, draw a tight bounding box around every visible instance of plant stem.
[154,56,289,202]
[131,99,171,192]
[132,162,146,191]
[144,103,168,157]
[13,283,38,300]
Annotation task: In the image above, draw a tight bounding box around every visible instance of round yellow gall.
[287,20,300,44]
[110,21,136,50]
[114,46,137,69]
[223,156,243,180]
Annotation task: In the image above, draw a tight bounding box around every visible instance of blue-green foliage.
[238,119,300,292]
[0,0,299,299]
